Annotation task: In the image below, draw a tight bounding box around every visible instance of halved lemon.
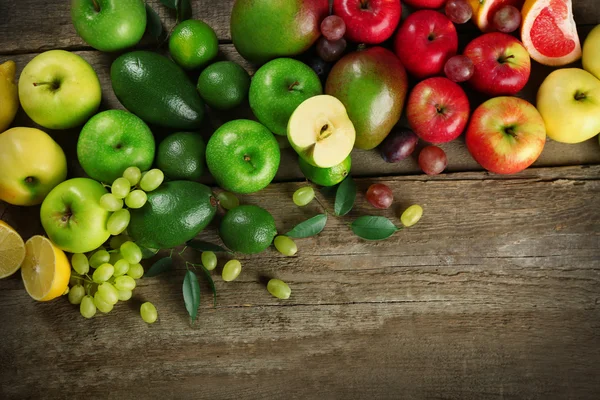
[0,220,26,278]
[21,235,71,301]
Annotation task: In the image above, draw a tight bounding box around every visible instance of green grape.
[68,284,86,305]
[125,190,147,209]
[97,282,119,305]
[109,252,123,265]
[80,295,96,319]
[109,235,131,250]
[216,191,239,210]
[293,187,315,206]
[139,169,164,192]
[99,193,123,212]
[71,253,89,275]
[222,259,242,282]
[201,251,217,271]
[140,302,158,324]
[120,241,142,264]
[117,289,133,301]
[123,166,142,186]
[274,235,297,256]
[126,263,144,279]
[267,278,291,300]
[113,258,130,277]
[107,209,130,236]
[111,177,131,199]
[400,205,423,227]
[92,263,115,283]
[89,249,110,269]
[114,275,136,291]
[94,292,114,313]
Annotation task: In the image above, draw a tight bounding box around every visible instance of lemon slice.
[0,220,26,278]
[21,235,71,301]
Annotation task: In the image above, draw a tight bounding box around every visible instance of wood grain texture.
[1,167,599,399]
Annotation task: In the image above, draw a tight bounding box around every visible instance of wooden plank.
[0,168,599,399]
[0,0,599,55]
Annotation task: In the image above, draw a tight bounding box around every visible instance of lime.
[219,205,277,254]
[197,61,250,110]
[298,155,351,187]
[156,132,206,180]
[169,20,218,70]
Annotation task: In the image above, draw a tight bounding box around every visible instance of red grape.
[418,146,447,175]
[492,5,521,33]
[316,37,347,63]
[366,184,394,209]
[380,129,419,163]
[445,0,473,24]
[321,15,346,41]
[444,55,475,83]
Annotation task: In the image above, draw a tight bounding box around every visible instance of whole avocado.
[111,51,205,130]
[128,181,217,249]
[230,0,329,64]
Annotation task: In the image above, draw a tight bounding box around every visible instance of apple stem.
[33,81,60,90]
[359,0,369,9]
[504,126,517,138]
[92,0,100,12]
[244,155,256,169]
[574,91,587,101]
[288,81,299,91]
[24,176,34,183]
[497,54,514,64]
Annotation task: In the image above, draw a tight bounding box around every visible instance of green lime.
[298,155,351,187]
[169,20,218,70]
[156,132,206,180]
[197,61,250,110]
[219,205,277,254]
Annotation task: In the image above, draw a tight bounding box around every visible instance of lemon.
[21,235,71,301]
[0,60,19,133]
[0,220,26,279]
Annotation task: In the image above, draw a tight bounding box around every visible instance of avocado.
[128,181,217,249]
[111,51,205,130]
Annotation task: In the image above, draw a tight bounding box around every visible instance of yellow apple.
[536,68,600,144]
[583,24,600,80]
[0,127,67,206]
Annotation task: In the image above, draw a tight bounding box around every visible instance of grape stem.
[177,246,187,256]
[314,195,330,215]
[71,275,94,285]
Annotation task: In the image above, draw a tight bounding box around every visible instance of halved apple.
[287,95,355,168]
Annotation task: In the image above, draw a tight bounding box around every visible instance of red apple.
[403,0,446,9]
[394,10,458,79]
[333,0,402,44]
[463,32,531,96]
[466,97,546,175]
[407,77,470,143]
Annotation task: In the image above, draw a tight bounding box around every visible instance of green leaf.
[140,246,159,259]
[286,214,327,238]
[144,257,173,278]
[175,0,192,22]
[159,0,176,9]
[145,4,163,40]
[183,270,200,323]
[351,216,400,241]
[334,176,356,216]
[186,240,230,253]
[199,265,217,307]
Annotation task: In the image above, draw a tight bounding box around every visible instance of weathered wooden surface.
[1,167,599,399]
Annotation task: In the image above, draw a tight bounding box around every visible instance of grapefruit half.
[469,0,525,32]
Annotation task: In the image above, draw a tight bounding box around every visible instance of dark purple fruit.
[307,56,332,84]
[316,37,347,63]
[380,129,419,163]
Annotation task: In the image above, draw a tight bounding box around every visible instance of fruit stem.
[360,0,369,9]
[244,155,256,169]
[92,0,101,12]
[497,54,514,64]
[288,81,300,91]
[574,91,587,101]
[504,126,517,138]
[33,81,60,90]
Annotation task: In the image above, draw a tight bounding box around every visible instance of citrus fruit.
[21,235,71,301]
[197,61,251,111]
[521,0,581,66]
[156,132,206,180]
[0,60,18,133]
[298,155,351,187]
[0,220,26,279]
[469,0,525,32]
[169,19,219,70]
[219,205,277,254]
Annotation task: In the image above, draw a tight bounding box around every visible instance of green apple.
[206,120,280,194]
[583,25,600,80]
[537,68,600,144]
[71,0,147,52]
[288,95,355,168]
[40,178,111,253]
[18,50,101,130]
[249,58,322,136]
[77,110,155,183]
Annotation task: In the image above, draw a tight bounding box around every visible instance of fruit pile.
[0,0,598,324]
